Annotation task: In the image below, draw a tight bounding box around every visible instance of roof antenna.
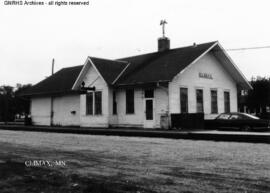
[160,19,167,38]
[52,58,55,75]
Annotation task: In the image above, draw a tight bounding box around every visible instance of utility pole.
[50,58,55,126]
[52,58,55,75]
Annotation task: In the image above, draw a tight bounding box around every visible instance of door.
[144,99,155,128]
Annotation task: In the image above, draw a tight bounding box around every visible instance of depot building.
[22,37,252,128]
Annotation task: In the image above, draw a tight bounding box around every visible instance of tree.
[0,85,14,122]
[0,84,32,122]
[245,77,270,113]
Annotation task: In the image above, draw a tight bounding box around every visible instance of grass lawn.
[0,130,269,193]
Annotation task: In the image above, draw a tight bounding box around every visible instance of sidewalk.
[0,124,270,144]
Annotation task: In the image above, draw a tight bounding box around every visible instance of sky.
[0,0,270,87]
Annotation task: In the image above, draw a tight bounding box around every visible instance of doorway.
[144,89,155,128]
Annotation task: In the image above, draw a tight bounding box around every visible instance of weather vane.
[160,19,167,38]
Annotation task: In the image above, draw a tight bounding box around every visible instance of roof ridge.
[61,64,84,70]
[89,56,129,64]
[117,41,218,60]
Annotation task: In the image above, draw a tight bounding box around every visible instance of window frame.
[196,88,204,113]
[126,89,135,114]
[210,89,218,114]
[144,89,154,98]
[224,91,230,113]
[94,91,102,115]
[113,90,117,115]
[180,87,188,113]
[86,92,93,115]
[86,91,102,116]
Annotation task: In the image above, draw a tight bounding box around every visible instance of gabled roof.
[89,57,129,84]
[115,41,217,85]
[21,41,251,96]
[71,57,129,90]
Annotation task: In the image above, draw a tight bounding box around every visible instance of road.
[0,130,269,193]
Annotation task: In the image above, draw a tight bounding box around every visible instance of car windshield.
[242,113,260,120]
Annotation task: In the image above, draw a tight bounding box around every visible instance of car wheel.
[241,125,251,131]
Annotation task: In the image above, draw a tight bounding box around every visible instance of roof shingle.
[115,41,217,85]
[22,65,83,96]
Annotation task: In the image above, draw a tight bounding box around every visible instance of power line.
[224,45,270,52]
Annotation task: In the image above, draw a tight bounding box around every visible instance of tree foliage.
[0,84,31,122]
[245,77,270,112]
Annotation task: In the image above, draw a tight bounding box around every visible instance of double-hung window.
[224,91,230,113]
[180,87,188,113]
[126,89,134,114]
[86,91,102,115]
[196,89,204,113]
[211,90,218,114]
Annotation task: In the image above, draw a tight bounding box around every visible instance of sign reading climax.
[199,72,213,79]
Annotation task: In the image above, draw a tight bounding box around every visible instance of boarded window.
[126,89,134,114]
[196,89,204,113]
[224,91,230,113]
[86,92,93,115]
[211,90,218,114]
[113,91,117,115]
[180,88,188,113]
[95,91,102,115]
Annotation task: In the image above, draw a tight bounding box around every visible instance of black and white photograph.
[0,0,270,192]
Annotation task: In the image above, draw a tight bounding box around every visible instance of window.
[144,89,154,98]
[113,91,117,115]
[211,90,218,114]
[196,89,204,113]
[126,89,134,114]
[95,91,102,115]
[86,92,93,115]
[86,91,102,115]
[224,91,230,113]
[180,88,188,113]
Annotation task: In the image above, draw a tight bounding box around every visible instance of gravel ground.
[0,130,269,193]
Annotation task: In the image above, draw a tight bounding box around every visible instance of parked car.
[211,112,270,131]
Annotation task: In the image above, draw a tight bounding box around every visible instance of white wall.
[30,97,51,125]
[109,87,169,128]
[31,97,51,125]
[80,64,109,127]
[114,88,144,127]
[52,95,80,126]
[31,95,80,126]
[169,52,238,119]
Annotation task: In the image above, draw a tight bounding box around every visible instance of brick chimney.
[158,37,170,52]
[158,20,170,52]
